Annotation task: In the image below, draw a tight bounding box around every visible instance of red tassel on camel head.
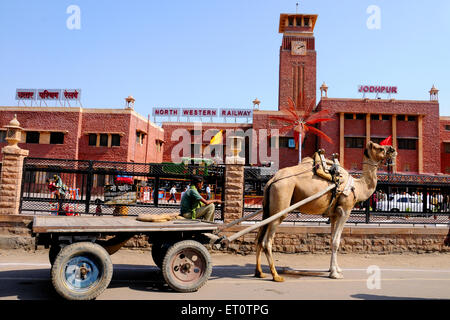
[380,136,393,146]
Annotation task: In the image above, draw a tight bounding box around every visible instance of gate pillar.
[0,116,29,215]
[223,136,245,224]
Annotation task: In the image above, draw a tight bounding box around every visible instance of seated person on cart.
[180,176,222,222]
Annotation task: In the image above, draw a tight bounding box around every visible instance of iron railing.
[243,167,450,225]
[20,158,225,220]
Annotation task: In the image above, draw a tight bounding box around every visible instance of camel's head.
[364,141,397,165]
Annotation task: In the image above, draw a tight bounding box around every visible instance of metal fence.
[243,166,450,225]
[20,158,225,220]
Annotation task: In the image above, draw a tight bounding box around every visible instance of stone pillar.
[0,116,29,215]
[418,115,424,174]
[223,136,245,224]
[339,113,345,166]
[392,115,398,173]
[365,114,371,146]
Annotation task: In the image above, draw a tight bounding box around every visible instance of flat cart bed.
[32,216,219,234]
[32,215,220,300]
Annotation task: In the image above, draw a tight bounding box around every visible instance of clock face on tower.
[291,41,307,56]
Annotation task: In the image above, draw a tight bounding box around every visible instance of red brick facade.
[159,13,447,175]
[1,13,446,175]
[0,107,164,163]
[440,117,450,174]
[316,98,441,174]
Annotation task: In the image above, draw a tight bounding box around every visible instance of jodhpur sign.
[358,85,398,97]
[152,107,253,120]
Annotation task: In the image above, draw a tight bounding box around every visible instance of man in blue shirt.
[180,176,222,221]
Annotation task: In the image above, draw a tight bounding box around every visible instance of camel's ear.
[366,141,373,150]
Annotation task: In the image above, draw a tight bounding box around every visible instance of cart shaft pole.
[225,184,336,243]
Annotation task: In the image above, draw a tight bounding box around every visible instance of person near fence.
[180,176,221,221]
[95,198,103,216]
[206,184,211,200]
[168,185,177,203]
[47,175,68,216]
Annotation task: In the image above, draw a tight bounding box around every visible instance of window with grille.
[88,134,97,146]
[50,132,64,145]
[279,137,295,148]
[345,137,365,149]
[445,143,450,154]
[398,139,417,150]
[26,131,40,144]
[111,134,120,147]
[99,134,108,147]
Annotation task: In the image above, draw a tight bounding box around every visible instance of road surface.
[0,249,449,302]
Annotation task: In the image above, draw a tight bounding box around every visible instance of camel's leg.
[328,215,337,273]
[254,228,266,278]
[329,206,349,279]
[262,218,285,282]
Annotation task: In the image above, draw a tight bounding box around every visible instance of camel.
[255,141,397,281]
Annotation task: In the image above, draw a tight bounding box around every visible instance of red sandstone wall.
[317,99,441,174]
[440,117,450,174]
[371,118,392,138]
[129,114,164,163]
[0,107,164,164]
[78,111,130,162]
[162,123,253,164]
[278,49,317,112]
[252,111,317,169]
[0,108,81,161]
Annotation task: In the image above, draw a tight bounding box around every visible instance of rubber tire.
[161,240,212,293]
[51,242,113,300]
[49,245,61,266]
[151,242,172,269]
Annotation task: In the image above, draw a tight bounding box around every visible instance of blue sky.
[0,0,449,117]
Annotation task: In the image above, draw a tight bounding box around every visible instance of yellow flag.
[210,130,223,145]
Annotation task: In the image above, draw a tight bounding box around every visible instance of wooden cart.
[32,184,335,300]
[32,216,219,300]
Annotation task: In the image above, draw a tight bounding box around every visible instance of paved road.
[0,249,449,301]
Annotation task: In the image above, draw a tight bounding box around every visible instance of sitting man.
[180,176,222,222]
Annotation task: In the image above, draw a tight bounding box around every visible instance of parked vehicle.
[376,194,435,212]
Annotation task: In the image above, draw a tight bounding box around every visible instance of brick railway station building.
[163,13,450,175]
[0,104,164,164]
[1,12,449,175]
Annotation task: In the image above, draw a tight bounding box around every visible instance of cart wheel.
[151,241,172,269]
[161,240,212,293]
[51,242,113,300]
[48,245,61,266]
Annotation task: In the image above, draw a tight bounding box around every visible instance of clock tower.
[278,13,318,111]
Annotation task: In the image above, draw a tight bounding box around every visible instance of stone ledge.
[222,224,449,236]
[0,235,35,250]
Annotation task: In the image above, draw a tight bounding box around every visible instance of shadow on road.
[0,263,337,300]
[0,268,59,300]
[351,294,437,300]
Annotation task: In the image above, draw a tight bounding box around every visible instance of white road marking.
[0,263,50,267]
[1,263,450,274]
